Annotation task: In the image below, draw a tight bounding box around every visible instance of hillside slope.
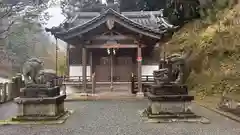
[164,4,240,97]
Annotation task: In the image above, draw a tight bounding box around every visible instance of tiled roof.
[45,8,176,41]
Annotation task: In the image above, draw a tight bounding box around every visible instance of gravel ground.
[0,100,240,135]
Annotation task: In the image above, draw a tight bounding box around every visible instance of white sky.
[102,0,106,4]
[45,0,107,28]
[45,7,65,28]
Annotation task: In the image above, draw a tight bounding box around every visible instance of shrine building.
[45,4,174,94]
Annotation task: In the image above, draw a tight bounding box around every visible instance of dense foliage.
[0,0,57,76]
[164,0,240,97]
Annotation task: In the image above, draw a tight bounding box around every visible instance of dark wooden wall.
[69,46,90,65]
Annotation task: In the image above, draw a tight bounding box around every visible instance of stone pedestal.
[13,86,66,121]
[150,84,188,95]
[20,86,60,98]
[145,83,200,119]
[146,92,197,118]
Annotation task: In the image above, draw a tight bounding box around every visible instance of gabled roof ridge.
[71,10,162,14]
[45,8,177,41]
[102,8,162,33]
[65,8,163,34]
[65,10,107,33]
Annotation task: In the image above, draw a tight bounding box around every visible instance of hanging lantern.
[113,49,116,55]
[107,48,110,55]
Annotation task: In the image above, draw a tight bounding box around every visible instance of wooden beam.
[85,44,146,49]
[90,35,135,41]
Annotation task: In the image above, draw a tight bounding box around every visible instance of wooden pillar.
[82,46,87,93]
[66,44,70,76]
[110,49,113,91]
[90,51,93,81]
[137,46,143,97]
[55,38,58,75]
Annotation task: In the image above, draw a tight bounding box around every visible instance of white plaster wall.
[142,65,158,75]
[69,65,158,81]
[70,65,158,76]
[69,65,91,80]
[142,65,158,81]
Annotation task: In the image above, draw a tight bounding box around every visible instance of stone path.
[0,100,240,135]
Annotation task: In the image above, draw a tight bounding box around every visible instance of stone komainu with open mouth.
[142,51,209,123]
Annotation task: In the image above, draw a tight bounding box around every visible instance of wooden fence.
[0,74,24,103]
[131,75,154,94]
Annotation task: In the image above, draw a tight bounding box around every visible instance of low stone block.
[14,95,66,120]
[150,101,191,114]
[146,92,195,116]
[146,92,194,102]
[150,84,188,95]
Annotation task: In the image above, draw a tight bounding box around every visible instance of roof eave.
[45,8,175,41]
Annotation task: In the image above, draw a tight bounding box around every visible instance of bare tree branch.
[0,6,13,19]
[0,20,15,35]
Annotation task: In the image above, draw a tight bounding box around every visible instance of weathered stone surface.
[146,92,194,102]
[150,84,188,95]
[16,102,64,117]
[20,86,60,98]
[22,58,43,84]
[14,95,66,121]
[150,101,191,114]
[15,95,66,104]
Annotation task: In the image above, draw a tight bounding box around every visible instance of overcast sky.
[46,0,107,28]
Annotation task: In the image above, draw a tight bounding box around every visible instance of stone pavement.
[0,100,240,135]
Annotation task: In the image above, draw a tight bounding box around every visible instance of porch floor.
[65,84,138,100]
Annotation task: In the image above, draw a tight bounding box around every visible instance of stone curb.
[64,94,147,101]
[194,101,240,123]
[0,110,74,125]
[65,96,148,101]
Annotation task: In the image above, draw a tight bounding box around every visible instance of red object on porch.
[137,57,142,62]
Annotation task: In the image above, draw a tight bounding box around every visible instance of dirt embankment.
[164,4,240,97]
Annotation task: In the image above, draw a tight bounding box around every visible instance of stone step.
[146,92,194,101]
[148,113,200,119]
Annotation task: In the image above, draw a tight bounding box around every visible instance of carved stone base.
[150,84,188,95]
[13,95,66,121]
[150,101,191,114]
[145,92,202,121]
[20,86,60,98]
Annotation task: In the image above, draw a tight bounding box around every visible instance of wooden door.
[95,57,110,82]
[114,57,133,82]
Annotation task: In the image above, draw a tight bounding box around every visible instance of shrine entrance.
[46,8,174,94]
[95,49,134,82]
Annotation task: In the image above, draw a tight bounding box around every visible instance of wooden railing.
[0,75,24,103]
[130,75,154,94]
[56,76,92,83]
